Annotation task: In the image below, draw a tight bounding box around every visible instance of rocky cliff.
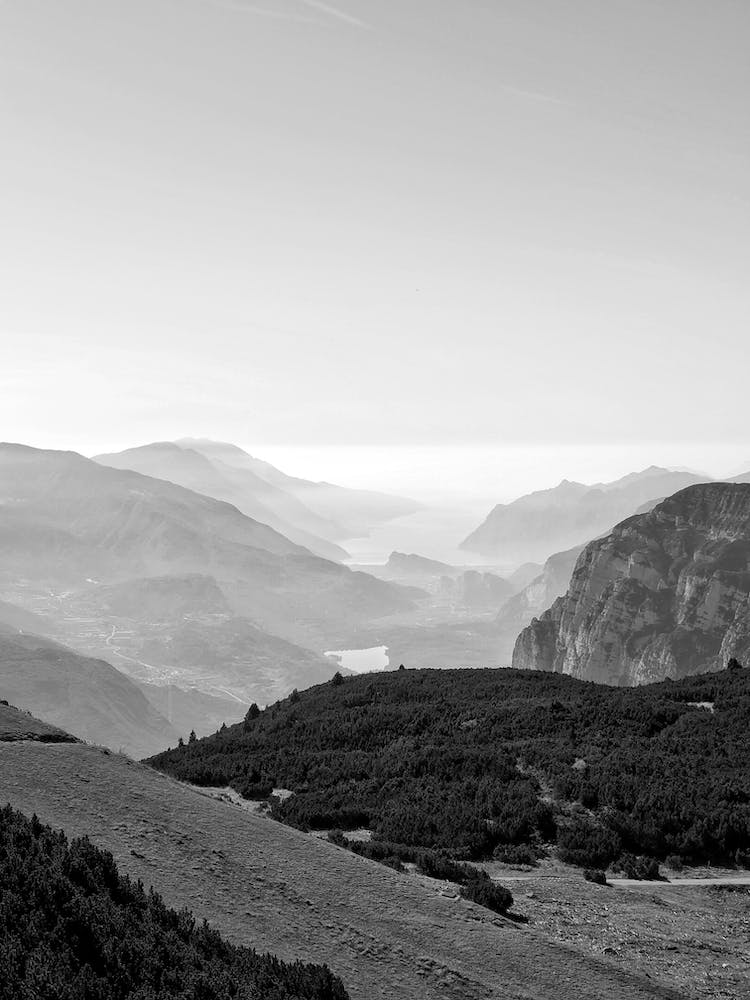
[512,483,750,684]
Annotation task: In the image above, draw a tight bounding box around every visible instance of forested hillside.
[0,805,347,1000]
[149,665,750,869]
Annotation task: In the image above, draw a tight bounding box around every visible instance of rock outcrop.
[512,483,750,684]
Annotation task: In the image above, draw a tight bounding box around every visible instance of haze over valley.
[2,2,749,997]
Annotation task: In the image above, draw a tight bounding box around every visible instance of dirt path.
[0,741,681,1000]
[610,876,750,888]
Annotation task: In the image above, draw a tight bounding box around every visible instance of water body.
[325,646,390,674]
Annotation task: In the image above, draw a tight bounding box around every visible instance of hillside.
[180,439,422,540]
[0,738,679,1000]
[0,445,412,659]
[375,552,516,609]
[385,551,459,577]
[148,666,750,867]
[461,467,707,563]
[136,681,247,740]
[0,626,176,756]
[0,804,347,999]
[513,482,750,684]
[0,701,77,743]
[94,441,349,561]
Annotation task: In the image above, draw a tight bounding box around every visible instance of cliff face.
[512,483,750,685]
[494,544,583,661]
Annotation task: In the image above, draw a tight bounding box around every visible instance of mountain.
[0,734,679,999]
[94,441,349,561]
[494,544,585,660]
[0,444,416,653]
[0,597,50,633]
[93,572,231,619]
[181,438,421,540]
[0,625,176,755]
[135,617,345,706]
[513,482,750,685]
[461,467,709,563]
[506,562,544,591]
[384,550,458,577]
[0,441,302,580]
[731,468,750,484]
[451,569,515,609]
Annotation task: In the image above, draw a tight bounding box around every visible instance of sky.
[1,0,748,501]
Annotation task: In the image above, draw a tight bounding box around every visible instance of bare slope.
[0,741,678,1000]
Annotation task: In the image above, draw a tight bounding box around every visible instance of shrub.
[237,780,274,800]
[615,853,661,880]
[492,843,540,866]
[583,868,608,885]
[556,816,621,869]
[0,805,349,1000]
[460,872,513,914]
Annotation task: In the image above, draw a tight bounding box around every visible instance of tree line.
[148,664,750,871]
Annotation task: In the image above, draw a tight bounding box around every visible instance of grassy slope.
[0,702,77,742]
[0,740,679,1000]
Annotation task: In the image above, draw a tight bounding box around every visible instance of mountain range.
[0,443,423,732]
[513,482,750,684]
[95,439,420,559]
[460,467,710,564]
[0,443,415,642]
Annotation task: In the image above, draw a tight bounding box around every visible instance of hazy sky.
[1,1,748,497]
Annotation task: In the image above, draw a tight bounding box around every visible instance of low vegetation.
[148,665,750,870]
[0,804,348,1000]
[326,831,514,914]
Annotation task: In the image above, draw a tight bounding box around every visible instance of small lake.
[324,646,390,674]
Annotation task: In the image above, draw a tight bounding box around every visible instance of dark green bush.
[460,872,513,914]
[0,805,348,1000]
[492,843,540,866]
[583,868,608,885]
[557,816,621,869]
[615,853,661,880]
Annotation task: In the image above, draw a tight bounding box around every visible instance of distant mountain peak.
[461,466,709,562]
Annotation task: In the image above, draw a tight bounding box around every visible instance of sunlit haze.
[2,0,748,506]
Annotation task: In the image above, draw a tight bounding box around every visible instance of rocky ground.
[483,860,750,999]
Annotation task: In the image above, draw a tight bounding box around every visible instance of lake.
[324,646,390,674]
